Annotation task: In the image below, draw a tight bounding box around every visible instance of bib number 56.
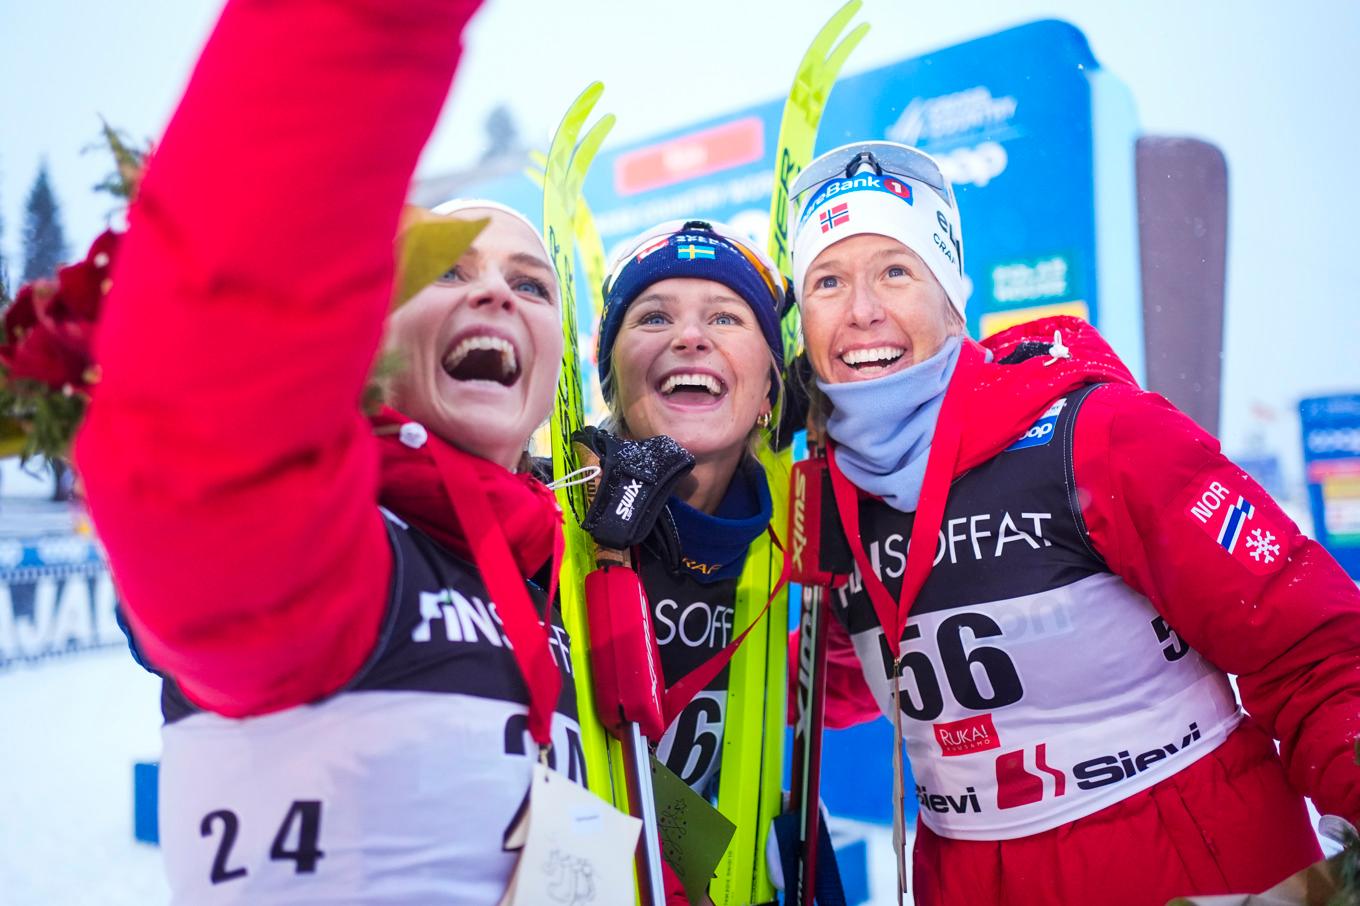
[881,612,1024,721]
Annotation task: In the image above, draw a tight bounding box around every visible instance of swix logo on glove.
[1182,472,1287,576]
[615,479,642,521]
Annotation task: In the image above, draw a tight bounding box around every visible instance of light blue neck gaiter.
[818,335,962,513]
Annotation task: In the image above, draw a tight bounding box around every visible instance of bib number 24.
[201,800,324,884]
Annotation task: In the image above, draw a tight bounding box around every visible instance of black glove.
[571,426,695,551]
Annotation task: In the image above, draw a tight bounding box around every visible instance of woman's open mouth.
[657,370,727,404]
[839,345,907,374]
[442,331,522,387]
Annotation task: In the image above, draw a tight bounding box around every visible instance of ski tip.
[572,81,606,112]
[820,0,865,43]
[829,21,872,70]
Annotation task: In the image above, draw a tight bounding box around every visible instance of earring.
[757,411,772,429]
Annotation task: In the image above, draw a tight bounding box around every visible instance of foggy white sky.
[2,0,1357,482]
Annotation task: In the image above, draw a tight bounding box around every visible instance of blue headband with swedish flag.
[597,221,786,401]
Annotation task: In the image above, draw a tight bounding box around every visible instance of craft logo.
[1005,398,1067,452]
[819,203,851,234]
[676,244,716,261]
[634,238,669,263]
[994,743,1066,810]
[679,557,721,576]
[1183,474,1284,575]
[934,713,1000,756]
[615,479,642,521]
[933,210,963,276]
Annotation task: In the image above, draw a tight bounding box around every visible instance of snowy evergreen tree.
[21,161,69,282]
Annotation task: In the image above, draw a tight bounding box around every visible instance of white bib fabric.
[830,386,1242,840]
[844,573,1240,839]
[160,692,585,904]
[155,514,586,904]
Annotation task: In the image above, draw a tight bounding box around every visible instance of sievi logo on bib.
[1183,472,1287,576]
[934,713,1001,756]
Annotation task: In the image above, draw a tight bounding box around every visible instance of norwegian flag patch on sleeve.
[1181,471,1288,576]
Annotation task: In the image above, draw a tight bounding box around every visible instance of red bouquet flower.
[1,230,118,393]
[0,122,145,462]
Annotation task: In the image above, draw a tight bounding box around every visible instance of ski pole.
[575,442,670,906]
[583,558,668,906]
[785,437,850,906]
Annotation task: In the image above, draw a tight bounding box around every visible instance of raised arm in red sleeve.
[74,0,482,716]
[1074,383,1360,824]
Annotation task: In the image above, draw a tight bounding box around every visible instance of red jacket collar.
[953,315,1139,472]
[371,406,560,580]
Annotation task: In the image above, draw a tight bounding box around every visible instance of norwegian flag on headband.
[819,203,851,234]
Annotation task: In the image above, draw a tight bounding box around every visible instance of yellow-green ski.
[541,83,627,814]
[768,0,870,362]
[527,150,609,325]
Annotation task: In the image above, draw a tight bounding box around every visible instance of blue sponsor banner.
[1299,394,1360,578]
[0,533,124,668]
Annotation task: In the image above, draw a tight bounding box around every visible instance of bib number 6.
[881,612,1024,721]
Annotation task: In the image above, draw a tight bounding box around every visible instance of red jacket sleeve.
[1074,383,1360,824]
[74,0,481,716]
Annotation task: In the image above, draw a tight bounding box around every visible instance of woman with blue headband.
[789,140,1360,905]
[588,218,791,900]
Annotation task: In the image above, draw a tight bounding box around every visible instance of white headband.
[791,171,966,317]
[430,198,560,321]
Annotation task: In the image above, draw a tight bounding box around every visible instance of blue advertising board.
[0,532,124,668]
[1299,394,1360,578]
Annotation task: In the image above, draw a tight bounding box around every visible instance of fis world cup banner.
[0,533,125,669]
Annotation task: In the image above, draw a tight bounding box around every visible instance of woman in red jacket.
[789,141,1360,904]
[73,1,585,903]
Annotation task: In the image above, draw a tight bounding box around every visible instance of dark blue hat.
[597,220,788,402]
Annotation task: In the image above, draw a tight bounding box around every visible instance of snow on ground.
[0,647,168,905]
